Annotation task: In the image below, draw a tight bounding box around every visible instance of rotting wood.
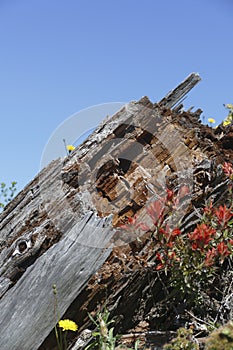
[0,73,232,349]
[40,87,233,348]
[158,72,201,109]
[0,213,113,350]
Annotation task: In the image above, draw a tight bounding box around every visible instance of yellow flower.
[58,319,78,332]
[208,118,216,124]
[223,120,231,126]
[66,145,75,152]
[226,104,233,109]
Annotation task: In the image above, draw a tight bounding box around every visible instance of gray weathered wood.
[158,72,201,109]
[1,72,230,350]
[0,213,113,350]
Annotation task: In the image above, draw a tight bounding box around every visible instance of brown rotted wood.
[1,72,232,350]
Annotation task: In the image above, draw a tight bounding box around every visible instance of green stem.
[53,284,62,350]
[54,324,62,350]
[64,331,67,350]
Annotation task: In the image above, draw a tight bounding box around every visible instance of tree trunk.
[0,73,232,349]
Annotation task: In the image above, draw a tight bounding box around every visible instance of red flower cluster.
[166,185,190,207]
[215,205,233,227]
[158,226,181,247]
[204,241,231,266]
[147,185,191,225]
[146,200,164,225]
[204,248,217,267]
[217,241,230,257]
[120,178,233,275]
[222,162,233,180]
[155,225,181,270]
[188,223,216,251]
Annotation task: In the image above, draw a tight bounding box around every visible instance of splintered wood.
[0,73,232,349]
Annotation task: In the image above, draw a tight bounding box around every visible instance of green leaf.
[92,332,99,337]
[88,312,98,326]
[108,327,114,340]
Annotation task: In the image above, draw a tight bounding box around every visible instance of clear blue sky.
[0,0,232,192]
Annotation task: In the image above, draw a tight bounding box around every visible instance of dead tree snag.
[0,73,232,349]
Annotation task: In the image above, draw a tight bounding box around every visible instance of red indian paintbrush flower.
[146,200,164,224]
[157,226,181,247]
[204,248,217,267]
[215,205,233,227]
[188,223,216,250]
[217,242,230,257]
[222,162,233,179]
[171,228,181,237]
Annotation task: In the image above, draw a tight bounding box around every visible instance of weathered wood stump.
[0,73,232,349]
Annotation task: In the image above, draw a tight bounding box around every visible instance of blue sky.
[0,0,232,192]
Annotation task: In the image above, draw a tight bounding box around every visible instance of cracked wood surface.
[0,73,232,349]
[0,212,113,350]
